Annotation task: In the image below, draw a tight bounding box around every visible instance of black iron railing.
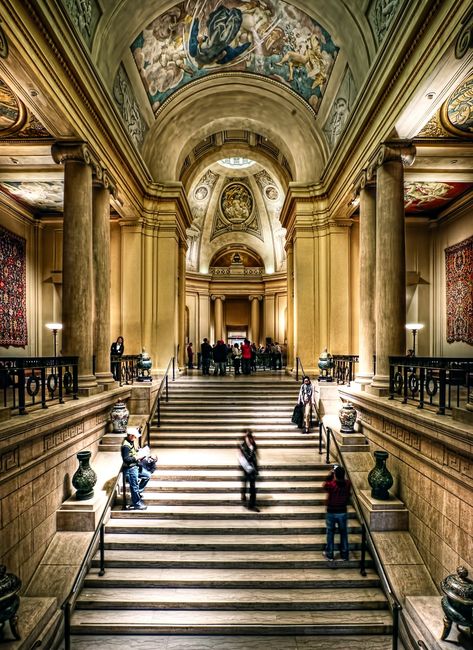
[318,415,401,650]
[111,354,141,386]
[332,355,359,385]
[389,356,473,415]
[151,356,176,431]
[0,356,79,415]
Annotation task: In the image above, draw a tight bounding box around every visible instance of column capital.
[93,167,118,198]
[211,294,226,301]
[369,141,416,175]
[52,141,97,167]
[353,169,376,194]
[249,295,263,301]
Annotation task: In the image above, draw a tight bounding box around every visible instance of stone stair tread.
[71,608,393,628]
[152,469,325,477]
[92,549,370,566]
[106,517,357,531]
[110,504,352,518]
[152,441,321,447]
[69,634,395,649]
[77,586,385,606]
[135,492,326,501]
[103,532,362,546]
[144,480,324,489]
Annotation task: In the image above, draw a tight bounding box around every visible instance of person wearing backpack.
[323,465,351,561]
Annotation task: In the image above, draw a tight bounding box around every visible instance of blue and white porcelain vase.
[110,400,129,433]
[339,401,357,432]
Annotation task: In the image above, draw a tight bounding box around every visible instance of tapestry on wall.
[0,225,27,347]
[445,235,473,345]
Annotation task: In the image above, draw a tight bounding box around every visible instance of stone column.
[52,142,98,392]
[264,293,275,342]
[212,295,225,342]
[286,241,294,369]
[369,142,415,393]
[249,295,262,346]
[178,241,187,368]
[92,170,117,387]
[355,172,376,387]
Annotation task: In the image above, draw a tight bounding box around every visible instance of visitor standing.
[213,340,227,376]
[201,338,212,375]
[323,465,351,561]
[232,343,242,374]
[238,430,260,512]
[298,375,316,433]
[187,342,194,369]
[110,335,124,380]
[241,338,252,375]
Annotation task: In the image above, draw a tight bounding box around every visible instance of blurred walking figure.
[201,338,212,375]
[238,430,259,512]
[298,376,316,433]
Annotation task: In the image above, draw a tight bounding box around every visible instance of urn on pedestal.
[339,401,357,432]
[72,450,97,500]
[137,348,152,382]
[440,566,473,641]
[110,400,129,433]
[318,348,333,381]
[367,450,393,500]
[0,565,21,640]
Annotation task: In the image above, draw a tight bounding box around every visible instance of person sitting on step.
[121,427,151,510]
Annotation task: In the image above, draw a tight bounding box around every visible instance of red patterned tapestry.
[0,225,28,347]
[445,235,473,345]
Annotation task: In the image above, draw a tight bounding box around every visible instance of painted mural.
[211,178,262,241]
[0,79,26,136]
[441,73,473,138]
[0,181,64,212]
[131,0,338,113]
[404,182,472,214]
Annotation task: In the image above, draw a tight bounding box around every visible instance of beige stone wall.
[0,392,127,589]
[350,395,473,588]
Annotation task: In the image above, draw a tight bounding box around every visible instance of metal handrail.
[62,463,124,650]
[317,410,401,650]
[295,356,307,382]
[148,356,176,435]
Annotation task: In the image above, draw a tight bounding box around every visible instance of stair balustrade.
[0,356,78,415]
[150,356,175,434]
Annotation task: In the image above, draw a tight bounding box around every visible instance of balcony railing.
[332,355,359,385]
[111,355,141,386]
[389,356,473,415]
[0,357,79,415]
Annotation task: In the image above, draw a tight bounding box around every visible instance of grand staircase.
[70,374,393,649]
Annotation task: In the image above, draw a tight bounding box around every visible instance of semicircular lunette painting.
[131,0,338,114]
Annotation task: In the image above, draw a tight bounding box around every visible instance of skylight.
[218,157,256,169]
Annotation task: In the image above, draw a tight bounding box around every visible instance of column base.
[365,373,390,396]
[78,375,104,396]
[95,371,118,389]
[354,373,373,390]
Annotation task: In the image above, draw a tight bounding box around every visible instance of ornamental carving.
[113,65,148,149]
[62,0,101,47]
[221,183,253,223]
[368,0,402,44]
[440,73,473,138]
[417,113,449,138]
[455,8,473,59]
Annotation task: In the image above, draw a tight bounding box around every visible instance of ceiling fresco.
[440,72,473,138]
[404,181,473,214]
[0,181,64,212]
[131,0,338,113]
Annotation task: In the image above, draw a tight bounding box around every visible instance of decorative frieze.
[0,447,19,475]
[43,420,84,452]
[382,419,421,450]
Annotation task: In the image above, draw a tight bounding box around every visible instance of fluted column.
[286,242,294,369]
[249,295,262,346]
[212,295,225,342]
[369,142,415,393]
[355,172,376,386]
[92,169,117,386]
[52,142,98,391]
[178,241,186,368]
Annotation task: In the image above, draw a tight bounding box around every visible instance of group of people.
[195,338,283,375]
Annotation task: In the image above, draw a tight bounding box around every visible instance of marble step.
[141,480,326,491]
[76,586,385,610]
[110,504,352,519]
[161,404,296,411]
[92,549,372,570]
[151,440,321,448]
[158,418,298,426]
[149,469,330,480]
[70,609,393,635]
[69,633,395,649]
[120,492,329,505]
[151,427,315,435]
[106,518,361,535]
[83,568,380,590]
[103,532,363,551]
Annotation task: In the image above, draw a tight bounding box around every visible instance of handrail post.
[122,466,127,510]
[157,396,161,428]
[172,356,175,380]
[438,367,446,415]
[392,601,400,650]
[296,358,299,382]
[64,601,71,650]
[325,426,331,464]
[360,522,367,576]
[18,368,26,414]
[98,522,106,576]
[318,420,323,455]
[165,375,169,402]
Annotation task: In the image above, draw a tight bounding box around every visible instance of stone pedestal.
[314,382,340,418]
[0,597,57,647]
[56,491,107,531]
[404,596,473,650]
[359,490,408,531]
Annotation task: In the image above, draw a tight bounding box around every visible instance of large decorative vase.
[367,450,393,500]
[0,565,21,640]
[72,450,97,501]
[137,348,152,382]
[339,401,357,432]
[318,348,334,381]
[440,566,473,641]
[110,400,129,433]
